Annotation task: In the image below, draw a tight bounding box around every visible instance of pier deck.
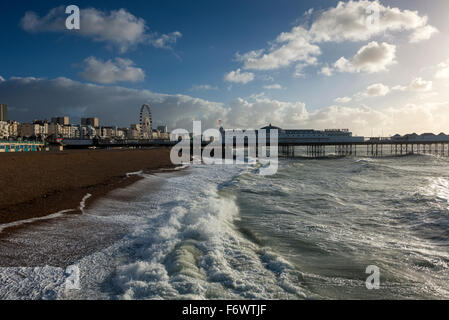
[60,138,449,159]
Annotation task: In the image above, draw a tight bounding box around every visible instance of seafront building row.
[3,102,449,154]
[0,104,169,141]
[0,119,170,141]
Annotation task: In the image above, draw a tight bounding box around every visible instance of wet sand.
[0,148,175,225]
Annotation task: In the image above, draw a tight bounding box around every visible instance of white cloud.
[363,83,390,97]
[190,84,218,91]
[1,76,449,136]
[79,57,145,84]
[391,85,407,92]
[227,99,449,136]
[344,78,432,102]
[409,77,432,92]
[227,97,308,128]
[239,27,320,71]
[231,1,435,76]
[150,31,182,49]
[319,66,333,77]
[334,96,352,104]
[263,84,282,90]
[435,59,449,79]
[224,69,255,84]
[309,0,437,43]
[20,6,181,52]
[0,77,226,129]
[334,42,396,73]
[0,75,4,82]
[409,25,438,43]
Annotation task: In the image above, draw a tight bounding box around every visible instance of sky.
[1,0,449,136]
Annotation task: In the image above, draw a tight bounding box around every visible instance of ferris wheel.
[140,104,152,139]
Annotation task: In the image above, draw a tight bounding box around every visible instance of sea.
[0,153,449,299]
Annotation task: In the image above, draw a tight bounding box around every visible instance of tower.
[0,104,7,122]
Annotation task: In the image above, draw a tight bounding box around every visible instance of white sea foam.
[108,163,307,299]
[0,266,68,300]
[79,193,92,214]
[0,210,73,234]
[0,193,93,234]
[0,162,307,300]
[126,170,144,177]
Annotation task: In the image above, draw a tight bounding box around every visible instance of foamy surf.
[0,193,93,234]
[79,193,92,214]
[3,155,447,300]
[0,210,73,234]
[106,163,308,300]
[0,162,307,300]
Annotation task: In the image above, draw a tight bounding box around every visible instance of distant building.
[48,123,75,138]
[51,116,70,126]
[8,121,19,138]
[126,125,140,139]
[98,126,118,139]
[19,122,48,138]
[258,124,364,143]
[0,104,7,122]
[0,121,9,139]
[81,117,99,128]
[391,132,449,142]
[157,125,168,133]
[79,125,97,139]
[154,126,169,140]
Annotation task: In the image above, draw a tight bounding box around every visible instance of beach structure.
[0,140,44,152]
[140,104,152,139]
[260,124,364,144]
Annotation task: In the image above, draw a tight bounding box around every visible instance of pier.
[278,140,449,158]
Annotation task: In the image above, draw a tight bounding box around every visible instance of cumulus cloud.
[435,59,449,79]
[340,78,433,102]
[409,77,432,92]
[0,75,4,82]
[229,1,435,76]
[1,76,448,136]
[237,27,320,71]
[334,96,352,103]
[309,0,437,43]
[362,83,390,97]
[79,57,145,84]
[319,66,333,77]
[150,31,182,49]
[263,84,283,90]
[224,69,255,84]
[0,77,226,130]
[190,84,218,91]
[334,41,396,73]
[20,6,181,52]
[226,97,308,129]
[391,85,407,92]
[409,25,438,43]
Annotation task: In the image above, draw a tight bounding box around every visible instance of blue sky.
[1,1,449,135]
[0,0,340,101]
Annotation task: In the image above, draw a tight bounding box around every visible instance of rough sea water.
[1,154,449,299]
